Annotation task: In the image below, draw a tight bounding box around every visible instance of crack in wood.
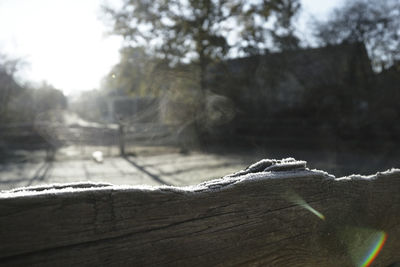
[0,159,399,266]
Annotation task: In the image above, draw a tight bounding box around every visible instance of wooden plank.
[0,159,399,266]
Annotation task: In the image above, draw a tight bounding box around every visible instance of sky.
[0,0,344,96]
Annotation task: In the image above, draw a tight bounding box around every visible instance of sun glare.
[0,0,122,95]
[285,190,326,220]
[0,0,345,95]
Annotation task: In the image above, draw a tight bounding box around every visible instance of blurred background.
[1,0,399,190]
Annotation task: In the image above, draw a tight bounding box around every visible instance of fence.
[0,159,399,266]
[0,122,184,157]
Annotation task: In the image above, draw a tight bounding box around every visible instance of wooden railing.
[0,159,399,266]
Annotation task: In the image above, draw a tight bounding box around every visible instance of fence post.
[118,123,125,156]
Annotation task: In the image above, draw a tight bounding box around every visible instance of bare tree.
[103,0,302,93]
[313,0,400,70]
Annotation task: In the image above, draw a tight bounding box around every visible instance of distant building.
[207,42,373,115]
[372,61,400,126]
[205,42,375,141]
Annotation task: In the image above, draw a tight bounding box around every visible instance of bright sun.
[0,0,343,96]
[0,0,122,96]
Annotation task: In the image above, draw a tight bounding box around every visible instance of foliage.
[270,0,301,51]
[159,64,202,124]
[31,82,67,113]
[70,90,108,123]
[103,0,302,91]
[0,56,67,124]
[0,55,25,122]
[313,0,400,70]
[101,46,161,96]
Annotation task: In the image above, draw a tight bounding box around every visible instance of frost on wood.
[0,158,400,266]
[0,158,334,198]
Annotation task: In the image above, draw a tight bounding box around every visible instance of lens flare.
[300,202,325,220]
[285,191,325,220]
[359,231,387,267]
[340,227,388,267]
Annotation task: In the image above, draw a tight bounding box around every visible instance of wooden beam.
[0,159,399,266]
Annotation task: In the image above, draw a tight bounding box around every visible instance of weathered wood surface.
[0,158,399,266]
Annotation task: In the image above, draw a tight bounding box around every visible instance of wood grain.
[0,159,399,266]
